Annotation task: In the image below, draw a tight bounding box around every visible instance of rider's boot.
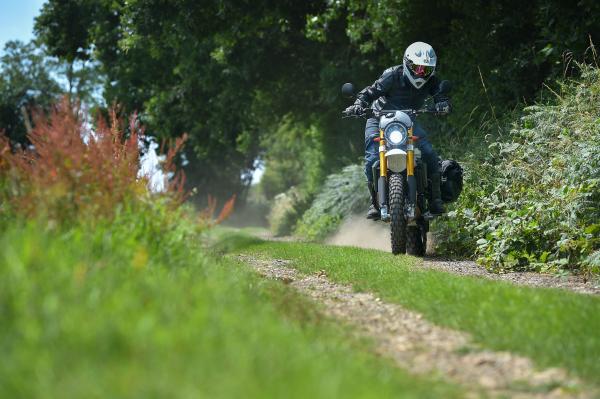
[429,172,445,215]
[366,182,380,220]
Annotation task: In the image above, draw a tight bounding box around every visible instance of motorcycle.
[341,81,460,256]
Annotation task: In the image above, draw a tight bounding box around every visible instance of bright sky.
[0,0,46,53]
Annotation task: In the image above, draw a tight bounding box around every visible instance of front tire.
[389,173,407,255]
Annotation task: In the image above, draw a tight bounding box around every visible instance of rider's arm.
[429,76,451,113]
[354,68,395,108]
[429,75,449,103]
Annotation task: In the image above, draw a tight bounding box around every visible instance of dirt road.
[239,254,593,398]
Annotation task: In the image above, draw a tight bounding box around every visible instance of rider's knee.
[364,154,378,182]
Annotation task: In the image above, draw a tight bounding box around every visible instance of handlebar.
[342,108,445,119]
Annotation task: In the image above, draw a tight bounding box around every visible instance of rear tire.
[389,173,407,255]
[406,226,425,256]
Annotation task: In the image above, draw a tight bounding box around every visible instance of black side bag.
[440,159,463,203]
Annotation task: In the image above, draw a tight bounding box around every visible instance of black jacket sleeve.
[354,67,396,108]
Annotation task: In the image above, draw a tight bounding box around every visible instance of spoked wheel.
[406,226,425,256]
[389,173,407,255]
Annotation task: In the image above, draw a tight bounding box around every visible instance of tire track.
[238,254,593,398]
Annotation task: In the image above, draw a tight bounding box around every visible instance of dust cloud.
[325,214,391,252]
[326,214,436,254]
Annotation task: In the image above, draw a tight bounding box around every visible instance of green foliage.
[436,65,600,274]
[432,150,499,258]
[582,250,600,275]
[240,240,600,384]
[34,0,96,63]
[0,205,466,398]
[268,186,309,237]
[30,0,600,275]
[259,119,324,200]
[33,0,373,199]
[0,90,459,397]
[308,0,600,140]
[0,41,61,143]
[0,39,104,145]
[259,119,328,234]
[295,164,369,241]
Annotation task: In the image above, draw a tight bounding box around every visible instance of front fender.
[386,149,407,173]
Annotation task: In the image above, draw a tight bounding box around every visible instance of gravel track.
[421,258,600,295]
[238,254,594,398]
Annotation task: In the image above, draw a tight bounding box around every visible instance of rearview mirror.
[341,82,355,98]
[438,80,452,95]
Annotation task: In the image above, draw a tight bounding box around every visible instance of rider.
[344,42,451,220]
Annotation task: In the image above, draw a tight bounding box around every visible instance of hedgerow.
[267,187,308,236]
[436,64,600,275]
[295,164,369,241]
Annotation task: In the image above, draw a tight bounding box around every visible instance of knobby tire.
[389,173,407,255]
[406,226,425,256]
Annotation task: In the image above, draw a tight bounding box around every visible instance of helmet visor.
[406,59,434,78]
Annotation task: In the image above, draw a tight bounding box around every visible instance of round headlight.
[384,123,407,145]
[389,130,404,144]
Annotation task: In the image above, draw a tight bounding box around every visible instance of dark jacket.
[355,65,448,111]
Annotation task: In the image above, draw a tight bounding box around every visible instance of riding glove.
[343,104,364,116]
[434,101,451,114]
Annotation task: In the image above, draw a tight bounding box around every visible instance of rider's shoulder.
[381,64,403,77]
[378,65,403,86]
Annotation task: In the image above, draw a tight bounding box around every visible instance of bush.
[0,99,186,222]
[436,64,600,275]
[295,164,369,241]
[259,119,324,201]
[268,186,309,236]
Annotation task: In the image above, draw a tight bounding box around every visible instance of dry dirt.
[238,254,594,398]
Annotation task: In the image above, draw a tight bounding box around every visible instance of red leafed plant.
[159,133,188,203]
[199,194,237,226]
[0,99,186,220]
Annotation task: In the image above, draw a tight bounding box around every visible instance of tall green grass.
[0,206,463,398]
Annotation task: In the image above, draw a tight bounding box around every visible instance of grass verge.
[0,211,462,398]
[226,235,600,384]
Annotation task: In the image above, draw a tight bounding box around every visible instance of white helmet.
[403,42,436,89]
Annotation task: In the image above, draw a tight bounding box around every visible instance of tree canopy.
[0,41,61,144]
[27,0,600,200]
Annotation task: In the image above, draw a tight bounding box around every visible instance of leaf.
[584,224,600,235]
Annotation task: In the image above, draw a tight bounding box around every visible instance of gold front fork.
[407,126,414,176]
[379,129,387,177]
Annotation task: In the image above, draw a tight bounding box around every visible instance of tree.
[34,0,97,102]
[0,41,61,144]
[33,0,373,200]
[307,0,600,137]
